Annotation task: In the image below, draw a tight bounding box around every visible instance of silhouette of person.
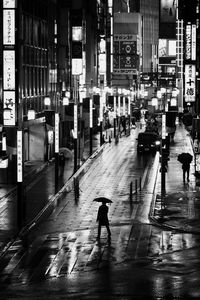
[96,202,111,240]
[182,161,190,182]
[59,152,65,176]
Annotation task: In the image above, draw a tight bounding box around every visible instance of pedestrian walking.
[182,161,191,182]
[96,202,111,240]
[178,152,193,183]
[58,152,65,176]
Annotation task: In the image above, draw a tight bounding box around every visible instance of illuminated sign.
[185,24,191,60]
[113,34,139,74]
[185,64,196,102]
[113,96,117,118]
[55,113,59,153]
[99,53,106,74]
[17,130,23,182]
[74,105,78,139]
[3,3,16,126]
[90,99,93,128]
[3,91,15,125]
[3,0,16,8]
[3,50,15,90]
[3,10,15,45]
[192,24,196,61]
[72,27,83,41]
[162,114,166,139]
[72,59,83,75]
[0,158,8,169]
[100,97,103,122]
[160,0,176,23]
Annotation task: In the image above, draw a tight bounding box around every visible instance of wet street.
[0,128,200,299]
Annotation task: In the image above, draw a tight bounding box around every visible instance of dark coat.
[97,204,109,225]
[182,162,190,171]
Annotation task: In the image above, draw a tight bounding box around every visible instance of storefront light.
[172,90,178,97]
[27,109,36,120]
[44,96,51,106]
[62,97,69,106]
[161,87,166,94]
[157,90,162,98]
[65,90,70,98]
[152,97,158,106]
[170,98,177,106]
[2,136,6,151]
[79,88,86,103]
[93,87,100,94]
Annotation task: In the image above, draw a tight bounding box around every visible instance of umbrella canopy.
[177,152,193,164]
[59,147,73,159]
[93,197,113,204]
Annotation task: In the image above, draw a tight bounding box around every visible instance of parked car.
[137,131,161,154]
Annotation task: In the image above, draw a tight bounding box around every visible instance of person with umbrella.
[94,197,112,241]
[178,152,193,182]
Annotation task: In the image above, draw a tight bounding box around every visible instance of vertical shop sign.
[185,64,196,102]
[17,130,22,182]
[74,104,78,138]
[55,113,59,153]
[3,1,16,126]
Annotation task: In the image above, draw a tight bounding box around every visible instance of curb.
[149,215,200,234]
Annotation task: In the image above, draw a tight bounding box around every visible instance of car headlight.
[155,141,161,145]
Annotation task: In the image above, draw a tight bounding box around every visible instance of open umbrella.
[59,147,73,159]
[177,152,193,164]
[93,197,113,204]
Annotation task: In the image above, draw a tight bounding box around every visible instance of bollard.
[109,136,111,143]
[139,177,142,191]
[130,182,132,202]
[106,130,108,139]
[135,179,138,194]
[111,131,113,138]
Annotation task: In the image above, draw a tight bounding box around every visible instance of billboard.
[113,34,139,74]
[160,0,177,38]
[160,0,176,23]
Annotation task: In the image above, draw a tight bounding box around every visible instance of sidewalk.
[150,123,200,234]
[0,129,116,257]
